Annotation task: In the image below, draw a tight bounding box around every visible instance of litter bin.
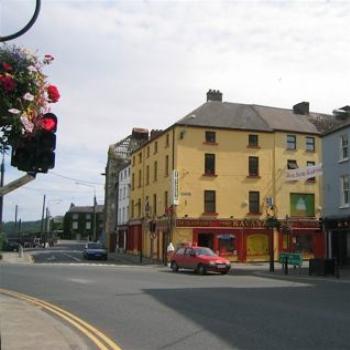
[309,258,336,276]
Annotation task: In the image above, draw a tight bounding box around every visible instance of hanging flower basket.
[0,44,60,151]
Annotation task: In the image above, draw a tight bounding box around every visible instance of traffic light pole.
[0,173,36,197]
[0,153,4,233]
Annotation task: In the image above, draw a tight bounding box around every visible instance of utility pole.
[40,194,46,247]
[14,204,18,237]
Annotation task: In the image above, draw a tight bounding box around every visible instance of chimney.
[150,129,163,140]
[206,89,223,102]
[293,102,309,115]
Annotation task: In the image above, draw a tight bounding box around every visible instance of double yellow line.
[0,288,122,350]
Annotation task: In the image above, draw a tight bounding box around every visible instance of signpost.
[279,252,303,274]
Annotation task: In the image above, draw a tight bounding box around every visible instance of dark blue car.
[83,242,108,260]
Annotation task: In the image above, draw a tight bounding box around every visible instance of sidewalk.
[0,251,33,264]
[0,294,90,350]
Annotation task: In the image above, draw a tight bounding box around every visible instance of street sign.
[279,252,303,267]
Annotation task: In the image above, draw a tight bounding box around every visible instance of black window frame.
[248,156,259,176]
[204,153,216,175]
[248,134,259,147]
[204,190,216,213]
[287,159,298,169]
[205,131,216,143]
[249,191,260,214]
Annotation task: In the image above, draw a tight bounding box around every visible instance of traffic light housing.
[11,113,57,173]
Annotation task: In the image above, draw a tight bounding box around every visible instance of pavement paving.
[0,294,90,350]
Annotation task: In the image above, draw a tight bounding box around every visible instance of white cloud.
[1,0,350,221]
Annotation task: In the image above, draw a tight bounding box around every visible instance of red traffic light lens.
[40,113,57,132]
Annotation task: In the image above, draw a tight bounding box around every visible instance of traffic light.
[11,113,57,173]
[34,113,57,173]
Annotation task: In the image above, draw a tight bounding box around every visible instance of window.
[249,191,260,214]
[154,141,158,154]
[287,135,296,150]
[166,134,170,147]
[86,222,91,230]
[248,156,259,177]
[165,155,169,176]
[146,165,150,185]
[340,135,349,160]
[341,175,350,207]
[147,146,150,158]
[204,190,216,213]
[131,200,134,218]
[248,134,259,147]
[154,161,158,181]
[164,191,168,210]
[175,247,185,256]
[86,214,91,220]
[132,156,135,165]
[306,136,315,152]
[72,213,78,220]
[306,161,316,182]
[132,173,135,190]
[153,194,157,217]
[204,154,216,175]
[205,131,216,143]
[287,160,298,169]
[138,153,142,163]
[138,169,142,187]
[137,198,141,217]
[72,221,78,230]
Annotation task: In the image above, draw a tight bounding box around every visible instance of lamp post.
[76,182,97,241]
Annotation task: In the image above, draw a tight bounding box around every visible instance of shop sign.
[290,194,315,217]
[172,170,179,205]
[286,163,322,182]
[176,218,266,228]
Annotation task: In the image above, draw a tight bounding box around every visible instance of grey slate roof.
[68,205,104,214]
[176,101,323,135]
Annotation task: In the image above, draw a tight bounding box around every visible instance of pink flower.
[2,63,12,71]
[47,84,60,103]
[43,54,55,64]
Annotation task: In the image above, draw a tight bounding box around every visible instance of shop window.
[218,235,236,256]
[287,135,296,150]
[249,191,260,214]
[248,134,259,147]
[204,190,216,213]
[205,131,216,144]
[306,136,315,152]
[248,156,259,177]
[204,154,216,175]
[295,235,313,254]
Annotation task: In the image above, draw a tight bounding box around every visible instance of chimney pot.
[207,89,223,102]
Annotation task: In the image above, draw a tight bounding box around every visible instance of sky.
[0,0,349,222]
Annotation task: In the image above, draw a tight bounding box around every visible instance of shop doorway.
[198,233,214,250]
[331,231,350,266]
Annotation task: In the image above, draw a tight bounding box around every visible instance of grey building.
[322,107,350,265]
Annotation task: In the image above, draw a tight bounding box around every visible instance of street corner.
[0,251,34,264]
[0,291,91,350]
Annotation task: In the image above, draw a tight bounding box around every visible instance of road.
[1,242,350,350]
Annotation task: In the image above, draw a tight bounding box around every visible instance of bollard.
[284,257,288,275]
[18,245,23,258]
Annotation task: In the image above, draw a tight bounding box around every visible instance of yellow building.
[129,90,328,262]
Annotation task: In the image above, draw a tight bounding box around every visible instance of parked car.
[170,246,231,275]
[83,242,108,260]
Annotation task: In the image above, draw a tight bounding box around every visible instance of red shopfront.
[127,221,142,254]
[176,218,273,262]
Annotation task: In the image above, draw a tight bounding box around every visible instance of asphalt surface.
[1,243,350,350]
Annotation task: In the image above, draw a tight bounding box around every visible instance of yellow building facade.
[129,93,326,262]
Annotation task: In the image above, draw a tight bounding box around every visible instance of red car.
[170,246,231,275]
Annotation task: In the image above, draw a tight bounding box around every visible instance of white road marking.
[62,253,82,262]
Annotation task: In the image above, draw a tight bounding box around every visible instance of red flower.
[0,74,16,93]
[2,63,12,71]
[47,84,60,103]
